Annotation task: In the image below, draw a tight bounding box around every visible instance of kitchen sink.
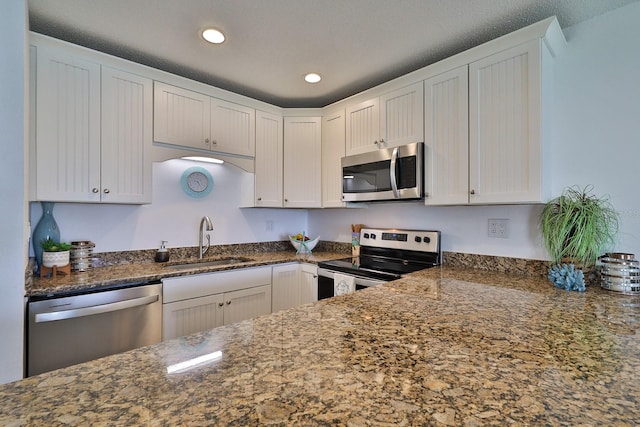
[164,257,254,270]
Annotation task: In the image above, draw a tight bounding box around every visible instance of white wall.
[30,159,308,253]
[551,1,640,257]
[311,3,640,261]
[0,0,28,384]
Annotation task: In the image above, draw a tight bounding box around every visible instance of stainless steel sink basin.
[164,257,254,270]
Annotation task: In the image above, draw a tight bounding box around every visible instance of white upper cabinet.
[283,116,322,208]
[153,82,210,151]
[379,82,424,148]
[345,82,424,155]
[424,65,469,206]
[254,110,283,207]
[33,41,152,204]
[153,81,255,157]
[345,98,379,155]
[469,39,547,204]
[35,45,101,202]
[101,66,153,204]
[210,98,255,157]
[321,109,346,208]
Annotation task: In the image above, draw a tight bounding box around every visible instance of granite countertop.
[4,265,639,426]
[27,249,344,297]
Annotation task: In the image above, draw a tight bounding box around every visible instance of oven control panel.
[359,228,440,253]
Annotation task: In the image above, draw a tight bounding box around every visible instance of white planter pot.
[42,251,70,268]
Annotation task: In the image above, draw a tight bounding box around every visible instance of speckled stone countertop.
[5,265,639,426]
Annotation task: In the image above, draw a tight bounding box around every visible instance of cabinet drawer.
[162,266,271,303]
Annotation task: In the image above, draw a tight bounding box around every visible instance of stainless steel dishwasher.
[27,281,162,376]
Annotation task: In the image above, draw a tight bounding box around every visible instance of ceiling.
[28,0,637,108]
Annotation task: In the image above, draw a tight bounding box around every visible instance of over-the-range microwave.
[341,142,423,202]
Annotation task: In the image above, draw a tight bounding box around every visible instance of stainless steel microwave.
[341,142,423,202]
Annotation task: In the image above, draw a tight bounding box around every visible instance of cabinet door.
[35,46,101,202]
[379,82,424,149]
[223,285,272,326]
[424,66,469,205]
[321,109,346,207]
[469,40,543,204]
[101,67,153,204]
[345,98,379,155]
[283,117,322,208]
[254,110,283,207]
[271,263,300,313]
[299,263,318,304]
[153,82,210,150]
[162,293,225,341]
[210,98,255,157]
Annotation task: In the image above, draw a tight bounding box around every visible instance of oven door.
[341,142,423,202]
[317,268,387,300]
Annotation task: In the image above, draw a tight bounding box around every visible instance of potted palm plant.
[540,185,619,291]
[40,238,72,268]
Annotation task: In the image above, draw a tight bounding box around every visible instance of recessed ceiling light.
[201,28,225,44]
[304,73,322,83]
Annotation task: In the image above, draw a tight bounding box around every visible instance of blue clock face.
[181,167,213,198]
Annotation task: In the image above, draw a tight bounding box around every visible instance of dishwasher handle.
[35,294,159,323]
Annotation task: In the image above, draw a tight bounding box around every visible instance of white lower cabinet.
[272,263,318,313]
[162,267,272,341]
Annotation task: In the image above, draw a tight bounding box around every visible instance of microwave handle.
[390,147,400,198]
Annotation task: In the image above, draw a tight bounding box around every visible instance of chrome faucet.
[198,216,213,259]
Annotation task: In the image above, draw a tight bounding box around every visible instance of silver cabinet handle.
[35,294,159,323]
[103,189,110,194]
[92,188,99,193]
[226,300,231,305]
[218,302,224,307]
[470,189,476,195]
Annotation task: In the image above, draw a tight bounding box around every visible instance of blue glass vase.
[32,202,60,271]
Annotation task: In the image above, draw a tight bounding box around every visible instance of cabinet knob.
[212,140,217,145]
[257,197,262,201]
[218,302,224,307]
[226,300,231,305]
[470,189,476,195]
[103,189,110,194]
[373,140,379,145]
[379,138,385,144]
[92,188,99,193]
[205,138,210,144]
[284,198,288,202]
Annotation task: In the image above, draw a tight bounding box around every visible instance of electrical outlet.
[488,219,509,238]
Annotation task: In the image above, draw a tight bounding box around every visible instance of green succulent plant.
[540,185,619,268]
[40,238,71,252]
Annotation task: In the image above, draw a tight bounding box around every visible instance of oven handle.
[318,268,387,288]
[390,146,400,198]
[34,294,159,323]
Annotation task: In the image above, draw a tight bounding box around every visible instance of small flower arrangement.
[548,263,585,292]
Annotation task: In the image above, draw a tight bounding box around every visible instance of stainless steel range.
[317,228,441,300]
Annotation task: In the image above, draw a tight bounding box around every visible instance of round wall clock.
[181,167,213,198]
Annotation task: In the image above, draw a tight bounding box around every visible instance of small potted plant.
[540,185,619,291]
[40,238,72,268]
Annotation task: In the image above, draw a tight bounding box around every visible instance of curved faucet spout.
[199,216,214,259]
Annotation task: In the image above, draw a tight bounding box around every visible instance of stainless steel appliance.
[341,142,423,202]
[27,281,162,376]
[317,228,440,300]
